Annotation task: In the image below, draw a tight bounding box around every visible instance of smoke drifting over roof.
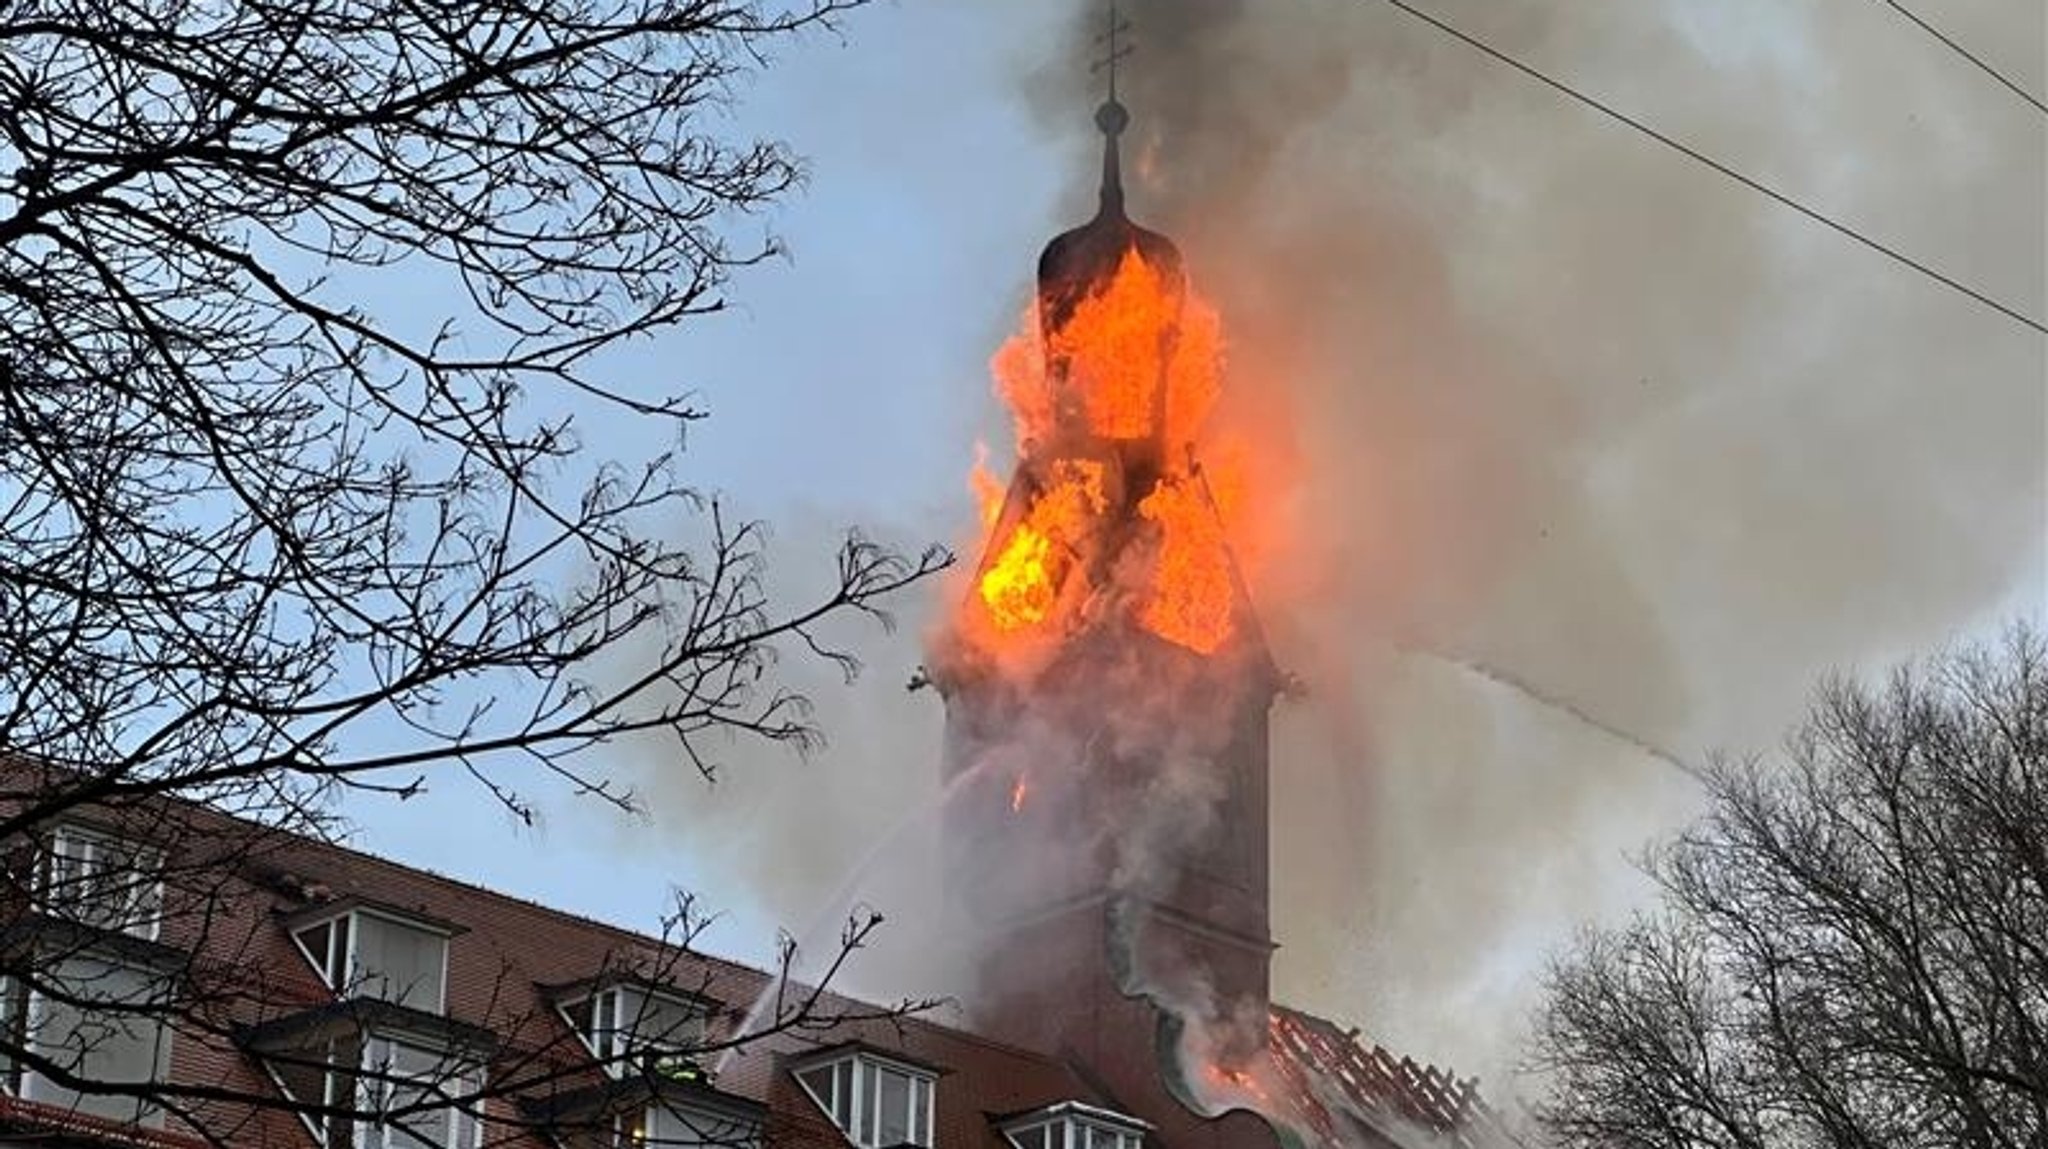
[611,0,2042,1104]
[1022,0,2043,1083]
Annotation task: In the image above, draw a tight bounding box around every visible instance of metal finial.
[1090,0,1134,111]
[1087,0,1133,216]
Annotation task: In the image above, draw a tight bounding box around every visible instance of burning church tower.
[928,12,1284,1122]
[924,16,1516,1147]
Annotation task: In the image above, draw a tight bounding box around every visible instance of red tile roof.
[1,795,1130,1149]
[0,1095,211,1149]
[242,822,1119,1149]
[1,788,1513,1149]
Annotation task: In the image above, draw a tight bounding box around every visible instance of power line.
[1370,0,2047,338]
[1881,0,2048,117]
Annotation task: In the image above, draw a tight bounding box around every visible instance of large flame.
[963,244,1254,661]
[976,458,1109,631]
[995,248,1223,451]
[1137,475,1235,655]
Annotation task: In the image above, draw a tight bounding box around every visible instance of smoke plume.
[602,0,2043,1107]
[1023,0,2045,1088]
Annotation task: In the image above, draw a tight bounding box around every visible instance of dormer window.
[794,1051,936,1149]
[258,1026,488,1149]
[359,1035,484,1149]
[612,1099,761,1149]
[557,982,708,1077]
[292,908,451,1013]
[1001,1103,1150,1149]
[0,954,174,1127]
[38,824,162,940]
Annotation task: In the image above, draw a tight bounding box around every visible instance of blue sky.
[339,1,1077,959]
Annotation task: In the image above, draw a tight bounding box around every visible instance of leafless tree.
[0,0,947,1142]
[1529,627,2048,1149]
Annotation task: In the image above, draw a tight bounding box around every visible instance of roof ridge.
[213,800,1088,1072]
[253,808,784,987]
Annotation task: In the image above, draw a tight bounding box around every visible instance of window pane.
[594,990,617,1061]
[21,957,170,1126]
[388,1077,445,1148]
[876,1068,911,1147]
[859,1068,877,1145]
[364,1038,471,1149]
[0,975,19,1088]
[834,1060,854,1126]
[796,1064,838,1116]
[649,1102,761,1149]
[353,915,446,1011]
[43,830,159,937]
[103,840,158,936]
[46,833,83,900]
[911,1077,932,1146]
[296,921,334,980]
[560,994,593,1040]
[618,987,702,1059]
[332,914,353,987]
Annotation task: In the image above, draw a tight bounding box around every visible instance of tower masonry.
[932,68,1281,1110]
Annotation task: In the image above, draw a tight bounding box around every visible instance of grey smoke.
[1026,0,2045,1091]
[604,0,2044,1108]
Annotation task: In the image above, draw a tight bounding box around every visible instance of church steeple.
[1036,1,1183,336]
[937,2,1279,1093]
[1092,0,1132,220]
[1095,97,1129,219]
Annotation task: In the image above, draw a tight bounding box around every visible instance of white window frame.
[290,908,453,1014]
[1000,1103,1150,1149]
[793,1052,936,1149]
[356,1034,484,1149]
[556,983,708,1079]
[613,1099,762,1149]
[0,959,174,1128]
[259,1036,350,1146]
[39,824,164,941]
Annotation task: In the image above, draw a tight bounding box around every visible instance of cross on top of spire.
[1090,0,1134,135]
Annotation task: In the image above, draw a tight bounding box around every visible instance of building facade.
[0,780,1503,1149]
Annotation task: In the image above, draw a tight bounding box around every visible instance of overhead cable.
[1881,0,2048,117]
[1372,0,2047,337]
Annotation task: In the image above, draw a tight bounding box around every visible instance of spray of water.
[1407,648,1696,777]
[713,729,997,1070]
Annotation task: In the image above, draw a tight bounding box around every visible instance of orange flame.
[992,248,1224,451]
[1137,477,1235,655]
[970,441,1005,530]
[1009,775,1029,813]
[964,242,1255,660]
[976,458,1108,632]
[1202,1062,1274,1106]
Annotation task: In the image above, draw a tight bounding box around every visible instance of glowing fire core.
[967,246,1246,659]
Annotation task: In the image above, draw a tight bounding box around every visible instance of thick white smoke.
[1024,0,2045,1091]
[607,0,2044,1110]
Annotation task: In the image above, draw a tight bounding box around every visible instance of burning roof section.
[1272,1006,1514,1148]
[1192,1007,1518,1149]
[956,83,1265,682]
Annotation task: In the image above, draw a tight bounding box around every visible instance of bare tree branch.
[0,0,951,1142]
[1530,626,2048,1149]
